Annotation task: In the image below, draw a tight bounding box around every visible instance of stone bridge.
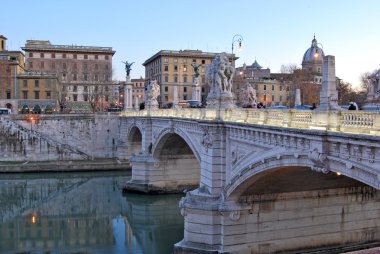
[121,108,380,253]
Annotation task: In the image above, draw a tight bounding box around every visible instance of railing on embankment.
[121,108,380,136]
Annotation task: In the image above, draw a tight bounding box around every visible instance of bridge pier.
[175,182,380,254]
[124,152,200,194]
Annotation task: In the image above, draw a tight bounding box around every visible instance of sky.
[2,0,379,87]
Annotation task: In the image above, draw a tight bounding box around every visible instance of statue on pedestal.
[205,52,236,108]
[241,83,257,108]
[145,80,160,110]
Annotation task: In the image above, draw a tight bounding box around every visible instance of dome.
[302,36,324,62]
[251,60,262,69]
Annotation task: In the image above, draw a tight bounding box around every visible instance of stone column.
[134,96,139,110]
[295,88,301,106]
[191,77,201,102]
[124,76,133,111]
[317,55,340,111]
[173,84,179,108]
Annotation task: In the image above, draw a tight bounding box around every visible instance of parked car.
[294,105,314,110]
[161,102,174,109]
[178,100,201,108]
[268,106,288,110]
[0,108,11,115]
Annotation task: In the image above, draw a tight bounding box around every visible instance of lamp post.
[231,34,243,65]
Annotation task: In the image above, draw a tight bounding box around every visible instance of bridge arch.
[152,129,201,191]
[126,126,143,157]
[225,152,380,200]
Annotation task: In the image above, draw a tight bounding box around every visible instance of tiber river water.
[0,171,184,254]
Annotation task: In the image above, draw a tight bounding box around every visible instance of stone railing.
[121,109,380,136]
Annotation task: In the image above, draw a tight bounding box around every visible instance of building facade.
[131,77,145,107]
[22,40,116,112]
[16,71,60,113]
[143,50,235,104]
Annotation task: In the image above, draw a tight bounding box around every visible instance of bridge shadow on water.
[0,171,184,254]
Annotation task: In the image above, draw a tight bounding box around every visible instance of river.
[0,171,184,254]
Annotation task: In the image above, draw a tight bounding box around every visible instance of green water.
[0,171,184,254]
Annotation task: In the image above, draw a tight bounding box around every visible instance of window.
[174,65,178,72]
[95,55,98,60]
[29,52,33,57]
[23,80,27,88]
[105,55,109,60]
[105,95,109,102]
[73,94,77,101]
[62,53,66,58]
[84,54,88,60]
[183,76,187,83]
[272,85,274,91]
[105,75,109,81]
[6,91,11,99]
[95,64,98,70]
[73,85,77,92]
[202,76,206,83]
[34,80,39,87]
[34,91,39,99]
[84,86,88,92]
[165,95,168,101]
[174,58,178,63]
[84,74,88,81]
[73,54,77,59]
[40,53,44,58]
[264,94,266,101]
[202,59,205,64]
[183,65,187,72]
[183,58,188,64]
[192,59,196,63]
[46,91,51,99]
[184,95,187,100]
[164,58,168,63]
[105,86,109,92]
[286,86,290,91]
[63,63,66,69]
[165,86,168,92]
[73,73,77,81]
[164,65,168,72]
[263,84,266,90]
[95,74,98,81]
[84,94,88,101]
[280,86,282,91]
[184,87,187,92]
[272,95,275,101]
[23,91,28,99]
[174,76,178,82]
[40,62,44,69]
[164,76,168,82]
[202,87,205,93]
[62,73,66,81]
[29,61,33,68]
[51,53,55,58]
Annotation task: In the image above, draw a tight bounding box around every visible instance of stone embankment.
[0,114,130,172]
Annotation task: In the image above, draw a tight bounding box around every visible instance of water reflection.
[0,171,184,254]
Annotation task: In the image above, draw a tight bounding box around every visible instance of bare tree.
[280,63,299,74]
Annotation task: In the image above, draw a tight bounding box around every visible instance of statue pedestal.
[206,92,236,109]
[145,99,159,110]
[124,76,133,111]
[191,78,201,102]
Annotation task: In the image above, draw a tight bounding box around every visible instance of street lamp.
[231,34,243,64]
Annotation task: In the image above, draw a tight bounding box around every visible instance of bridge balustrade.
[122,109,380,136]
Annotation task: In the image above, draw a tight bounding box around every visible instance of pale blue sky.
[2,0,379,87]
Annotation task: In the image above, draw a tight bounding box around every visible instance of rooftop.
[143,49,237,66]
[22,40,115,54]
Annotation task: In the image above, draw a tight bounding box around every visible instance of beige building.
[22,40,116,112]
[143,50,235,104]
[16,71,60,113]
[131,77,145,107]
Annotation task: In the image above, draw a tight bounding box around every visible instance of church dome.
[302,35,324,62]
[251,60,262,69]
